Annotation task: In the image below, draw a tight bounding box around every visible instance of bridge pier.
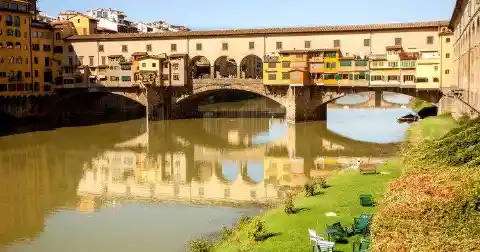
[375,91,382,108]
[285,86,327,124]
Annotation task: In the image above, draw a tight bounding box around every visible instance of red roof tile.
[66,21,448,41]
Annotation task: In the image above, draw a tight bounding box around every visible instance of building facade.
[450,0,480,116]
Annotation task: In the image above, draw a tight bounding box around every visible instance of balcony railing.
[192,78,263,85]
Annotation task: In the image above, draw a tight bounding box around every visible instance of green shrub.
[304,182,315,197]
[284,191,295,214]
[246,219,266,242]
[188,238,213,252]
[315,176,328,189]
[235,215,251,229]
[221,226,233,240]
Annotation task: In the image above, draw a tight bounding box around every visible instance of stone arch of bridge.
[321,89,443,106]
[213,56,237,78]
[175,83,287,108]
[240,54,263,79]
[190,55,211,79]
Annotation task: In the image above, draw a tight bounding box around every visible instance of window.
[44,57,50,67]
[171,43,177,52]
[34,57,38,64]
[445,69,450,74]
[304,40,311,48]
[172,63,179,70]
[6,15,12,26]
[446,53,450,58]
[416,77,428,83]
[146,44,152,52]
[101,56,106,65]
[388,75,399,81]
[282,72,290,79]
[89,56,94,66]
[371,75,383,81]
[364,38,370,46]
[446,37,451,43]
[334,39,340,47]
[13,16,20,26]
[163,63,168,68]
[340,60,352,67]
[395,37,402,46]
[68,57,73,66]
[195,43,202,51]
[122,45,128,52]
[326,62,336,68]
[173,74,179,80]
[276,42,282,50]
[282,61,290,68]
[43,44,51,52]
[222,42,228,51]
[434,66,439,71]
[268,73,276,80]
[98,44,104,52]
[34,70,38,77]
[433,77,439,83]
[268,62,276,68]
[388,61,398,68]
[427,36,434,44]
[249,41,255,50]
[121,76,131,81]
[355,60,368,66]
[142,63,146,67]
[152,63,156,67]
[55,32,61,40]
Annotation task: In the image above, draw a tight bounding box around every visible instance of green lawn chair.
[359,194,374,207]
[325,222,349,242]
[352,237,371,252]
[352,214,372,235]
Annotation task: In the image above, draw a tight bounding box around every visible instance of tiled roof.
[169,53,188,58]
[66,20,448,41]
[132,52,148,56]
[385,45,403,50]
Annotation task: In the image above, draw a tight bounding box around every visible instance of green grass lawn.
[407,114,456,143]
[214,160,402,252]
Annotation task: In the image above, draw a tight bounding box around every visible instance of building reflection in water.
[0,117,398,245]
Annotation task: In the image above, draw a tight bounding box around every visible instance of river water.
[0,96,412,252]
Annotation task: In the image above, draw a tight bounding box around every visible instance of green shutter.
[348,74,353,80]
[354,75,359,80]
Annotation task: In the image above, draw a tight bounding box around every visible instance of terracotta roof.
[108,54,124,58]
[138,55,167,60]
[132,52,148,56]
[169,53,188,58]
[69,13,98,22]
[386,45,403,51]
[449,0,464,28]
[439,30,454,36]
[66,21,448,41]
[399,52,419,60]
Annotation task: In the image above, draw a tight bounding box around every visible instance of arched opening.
[240,55,263,79]
[214,56,237,78]
[190,56,210,79]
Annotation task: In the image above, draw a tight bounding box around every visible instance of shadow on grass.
[257,232,282,241]
[312,191,326,196]
[293,207,311,214]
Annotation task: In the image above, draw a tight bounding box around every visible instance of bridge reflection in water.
[0,116,399,246]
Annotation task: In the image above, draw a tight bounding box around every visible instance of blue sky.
[39,0,456,30]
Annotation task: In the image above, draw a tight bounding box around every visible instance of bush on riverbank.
[372,116,480,252]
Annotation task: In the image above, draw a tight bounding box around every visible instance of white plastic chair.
[308,229,325,252]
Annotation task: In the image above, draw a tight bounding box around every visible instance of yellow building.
[262,55,281,85]
[31,20,58,93]
[51,20,78,85]
[322,49,340,86]
[0,0,34,94]
[69,13,98,35]
[416,51,441,89]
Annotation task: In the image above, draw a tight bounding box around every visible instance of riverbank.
[371,115,480,251]
[205,161,402,252]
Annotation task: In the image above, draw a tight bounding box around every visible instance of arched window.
[16,57,22,64]
[6,15,12,26]
[13,16,20,27]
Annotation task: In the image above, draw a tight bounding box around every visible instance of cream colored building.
[450,0,480,116]
[66,21,449,83]
[415,51,441,89]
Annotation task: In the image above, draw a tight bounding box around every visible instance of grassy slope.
[407,114,456,143]
[214,161,402,252]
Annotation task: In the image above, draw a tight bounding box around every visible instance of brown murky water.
[0,97,412,252]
